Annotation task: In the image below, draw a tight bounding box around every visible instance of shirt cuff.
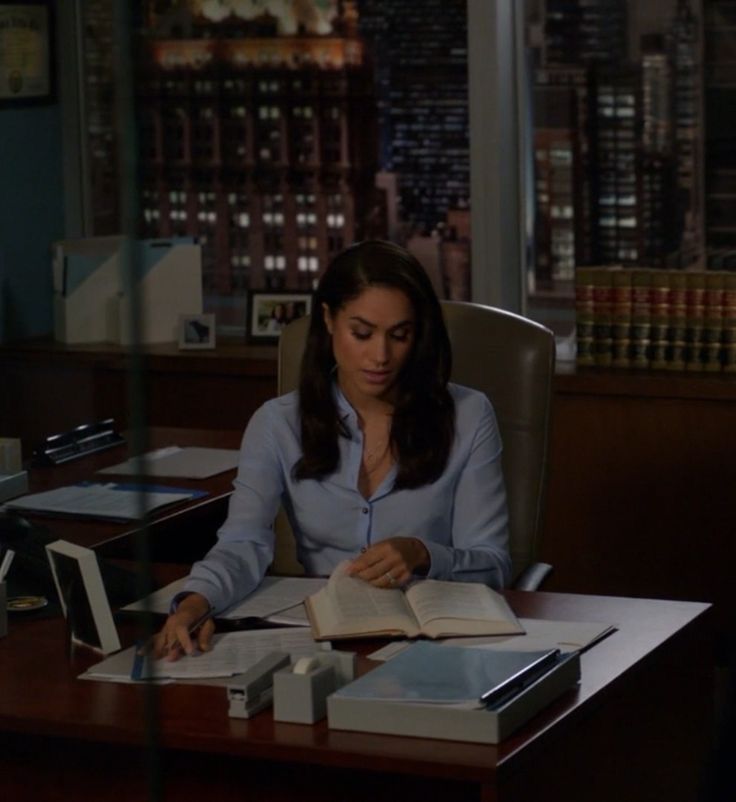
[174,582,218,614]
[418,537,451,580]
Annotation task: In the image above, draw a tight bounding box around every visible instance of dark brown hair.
[294,240,454,489]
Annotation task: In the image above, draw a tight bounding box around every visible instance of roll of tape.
[292,656,320,675]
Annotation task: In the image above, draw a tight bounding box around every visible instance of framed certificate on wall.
[0,2,53,104]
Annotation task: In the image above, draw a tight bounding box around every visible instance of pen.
[169,606,213,654]
[479,648,561,706]
[0,549,15,583]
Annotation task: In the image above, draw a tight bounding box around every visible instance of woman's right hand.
[151,592,215,661]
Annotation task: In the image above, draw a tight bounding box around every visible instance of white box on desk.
[52,237,202,346]
[327,650,580,745]
[117,239,203,346]
[53,236,123,344]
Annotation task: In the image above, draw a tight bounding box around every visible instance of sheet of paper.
[325,562,408,621]
[4,483,194,521]
[440,618,616,653]
[81,627,324,683]
[123,575,326,624]
[97,446,240,479]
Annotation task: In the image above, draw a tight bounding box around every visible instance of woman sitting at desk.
[155,240,511,657]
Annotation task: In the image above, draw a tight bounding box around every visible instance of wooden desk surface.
[0,590,713,802]
[19,427,242,561]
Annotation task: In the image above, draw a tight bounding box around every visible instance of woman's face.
[323,285,415,404]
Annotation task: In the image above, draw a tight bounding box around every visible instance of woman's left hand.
[346,537,430,588]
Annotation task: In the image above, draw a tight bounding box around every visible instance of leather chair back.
[276,302,555,582]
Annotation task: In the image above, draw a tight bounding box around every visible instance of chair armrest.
[511,561,553,592]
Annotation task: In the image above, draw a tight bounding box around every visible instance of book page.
[306,565,418,638]
[328,576,410,620]
[406,580,523,637]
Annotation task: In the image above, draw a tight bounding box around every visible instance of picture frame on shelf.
[178,313,216,350]
[246,290,312,344]
[0,1,55,106]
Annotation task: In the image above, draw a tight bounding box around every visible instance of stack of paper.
[81,628,324,684]
[97,446,240,479]
[4,482,203,521]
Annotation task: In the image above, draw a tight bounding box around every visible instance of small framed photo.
[45,539,121,655]
[247,291,313,343]
[178,313,216,350]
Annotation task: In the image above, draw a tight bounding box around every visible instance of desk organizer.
[328,650,581,744]
[273,651,356,725]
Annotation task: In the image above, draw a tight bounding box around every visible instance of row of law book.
[575,267,736,372]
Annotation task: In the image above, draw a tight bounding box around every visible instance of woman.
[155,240,511,657]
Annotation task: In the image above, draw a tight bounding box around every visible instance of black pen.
[479,648,561,706]
[169,607,213,654]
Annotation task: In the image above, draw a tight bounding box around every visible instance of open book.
[305,571,524,641]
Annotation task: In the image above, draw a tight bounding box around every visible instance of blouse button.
[361,507,369,514]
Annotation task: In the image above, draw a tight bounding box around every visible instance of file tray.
[327,650,580,745]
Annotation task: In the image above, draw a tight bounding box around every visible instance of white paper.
[82,627,324,683]
[440,618,616,653]
[123,575,327,625]
[97,446,240,479]
[4,484,193,521]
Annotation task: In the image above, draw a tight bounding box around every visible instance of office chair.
[275,301,555,591]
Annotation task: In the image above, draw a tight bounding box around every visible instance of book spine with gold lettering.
[665,270,687,371]
[722,272,736,373]
[629,269,651,369]
[703,271,725,372]
[649,269,670,370]
[610,268,632,368]
[575,267,595,368]
[685,272,706,372]
[592,268,613,368]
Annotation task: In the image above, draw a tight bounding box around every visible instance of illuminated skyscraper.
[704,0,736,266]
[533,0,703,274]
[136,0,379,322]
[357,0,469,235]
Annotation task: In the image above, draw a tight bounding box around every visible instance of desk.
[5,339,734,639]
[0,590,713,802]
[20,427,242,563]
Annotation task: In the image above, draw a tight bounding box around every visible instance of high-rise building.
[704,0,736,267]
[668,0,704,267]
[533,66,594,281]
[595,67,644,265]
[544,0,628,67]
[534,0,704,276]
[135,0,379,325]
[640,35,678,267]
[357,0,469,236]
[81,0,119,236]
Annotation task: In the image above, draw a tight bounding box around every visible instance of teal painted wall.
[0,103,64,342]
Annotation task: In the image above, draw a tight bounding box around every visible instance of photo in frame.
[247,291,313,343]
[178,313,216,350]
[45,539,121,655]
[0,2,54,105]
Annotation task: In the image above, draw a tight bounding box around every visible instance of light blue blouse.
[183,383,511,613]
